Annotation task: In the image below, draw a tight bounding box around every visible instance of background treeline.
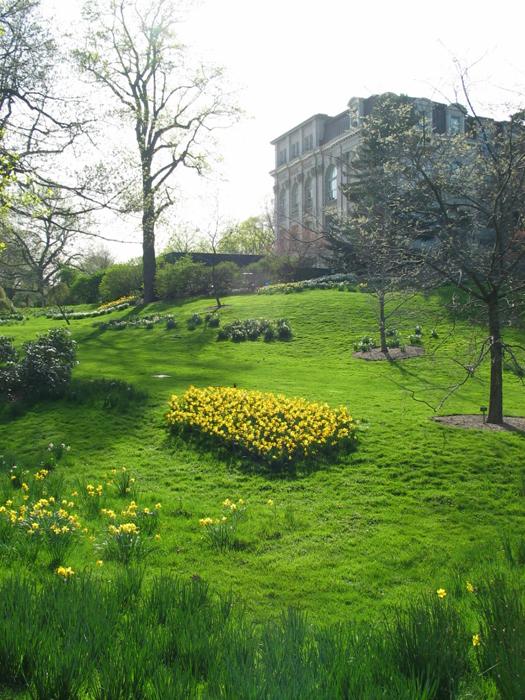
[36,254,330,307]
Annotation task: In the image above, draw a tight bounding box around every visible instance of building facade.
[270,94,468,263]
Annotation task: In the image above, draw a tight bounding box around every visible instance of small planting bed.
[433,414,525,432]
[353,346,425,361]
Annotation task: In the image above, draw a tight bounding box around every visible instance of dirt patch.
[353,346,425,361]
[433,414,525,433]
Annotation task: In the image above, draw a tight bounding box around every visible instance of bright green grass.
[0,290,524,625]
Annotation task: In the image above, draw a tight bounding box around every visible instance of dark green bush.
[20,329,77,399]
[99,263,142,302]
[187,313,203,331]
[67,271,105,304]
[156,257,210,300]
[0,336,16,363]
[0,329,76,400]
[209,261,239,301]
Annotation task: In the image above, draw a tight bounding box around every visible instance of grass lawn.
[0,289,524,625]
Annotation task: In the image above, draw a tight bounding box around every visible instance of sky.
[45,0,525,260]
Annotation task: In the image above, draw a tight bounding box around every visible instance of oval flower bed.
[165,386,358,467]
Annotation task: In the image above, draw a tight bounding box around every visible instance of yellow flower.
[96,560,104,566]
[472,633,481,647]
[155,503,162,510]
[466,581,475,593]
[267,499,274,506]
[436,588,447,599]
[56,566,75,579]
[154,534,161,541]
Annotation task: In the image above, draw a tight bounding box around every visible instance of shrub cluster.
[186,312,220,330]
[0,313,24,325]
[45,300,134,320]
[0,329,76,400]
[156,256,239,301]
[217,318,292,342]
[98,314,175,331]
[353,326,428,352]
[257,273,357,295]
[166,385,357,467]
[99,262,142,302]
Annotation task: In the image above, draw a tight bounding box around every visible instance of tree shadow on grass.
[163,432,357,481]
[0,377,148,425]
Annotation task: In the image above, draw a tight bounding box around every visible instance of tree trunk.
[487,296,504,424]
[142,183,156,303]
[378,291,388,354]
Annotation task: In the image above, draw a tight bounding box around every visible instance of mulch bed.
[433,414,525,433]
[353,346,425,361]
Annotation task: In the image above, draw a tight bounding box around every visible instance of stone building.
[270,94,468,262]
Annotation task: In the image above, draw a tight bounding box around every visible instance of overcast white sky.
[46,0,525,259]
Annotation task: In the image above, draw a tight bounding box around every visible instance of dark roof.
[162,252,264,267]
[271,114,329,144]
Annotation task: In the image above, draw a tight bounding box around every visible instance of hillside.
[1,289,524,624]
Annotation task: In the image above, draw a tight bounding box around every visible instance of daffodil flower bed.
[166,386,358,467]
[1,496,81,565]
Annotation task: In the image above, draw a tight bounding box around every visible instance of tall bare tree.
[0,0,84,177]
[325,94,424,354]
[349,90,525,424]
[0,183,86,300]
[74,0,238,302]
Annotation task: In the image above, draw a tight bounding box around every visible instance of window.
[278,186,288,218]
[325,165,337,202]
[303,134,313,151]
[291,183,299,217]
[290,141,300,159]
[450,115,461,135]
[277,147,287,166]
[304,177,313,212]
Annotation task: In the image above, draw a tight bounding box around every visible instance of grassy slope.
[0,290,524,625]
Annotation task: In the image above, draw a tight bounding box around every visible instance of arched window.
[325,165,337,202]
[291,183,299,218]
[304,177,313,212]
[278,186,289,218]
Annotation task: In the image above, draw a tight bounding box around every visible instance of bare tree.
[0,183,86,300]
[79,244,115,274]
[365,88,525,423]
[0,0,85,177]
[325,95,426,354]
[74,0,239,302]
